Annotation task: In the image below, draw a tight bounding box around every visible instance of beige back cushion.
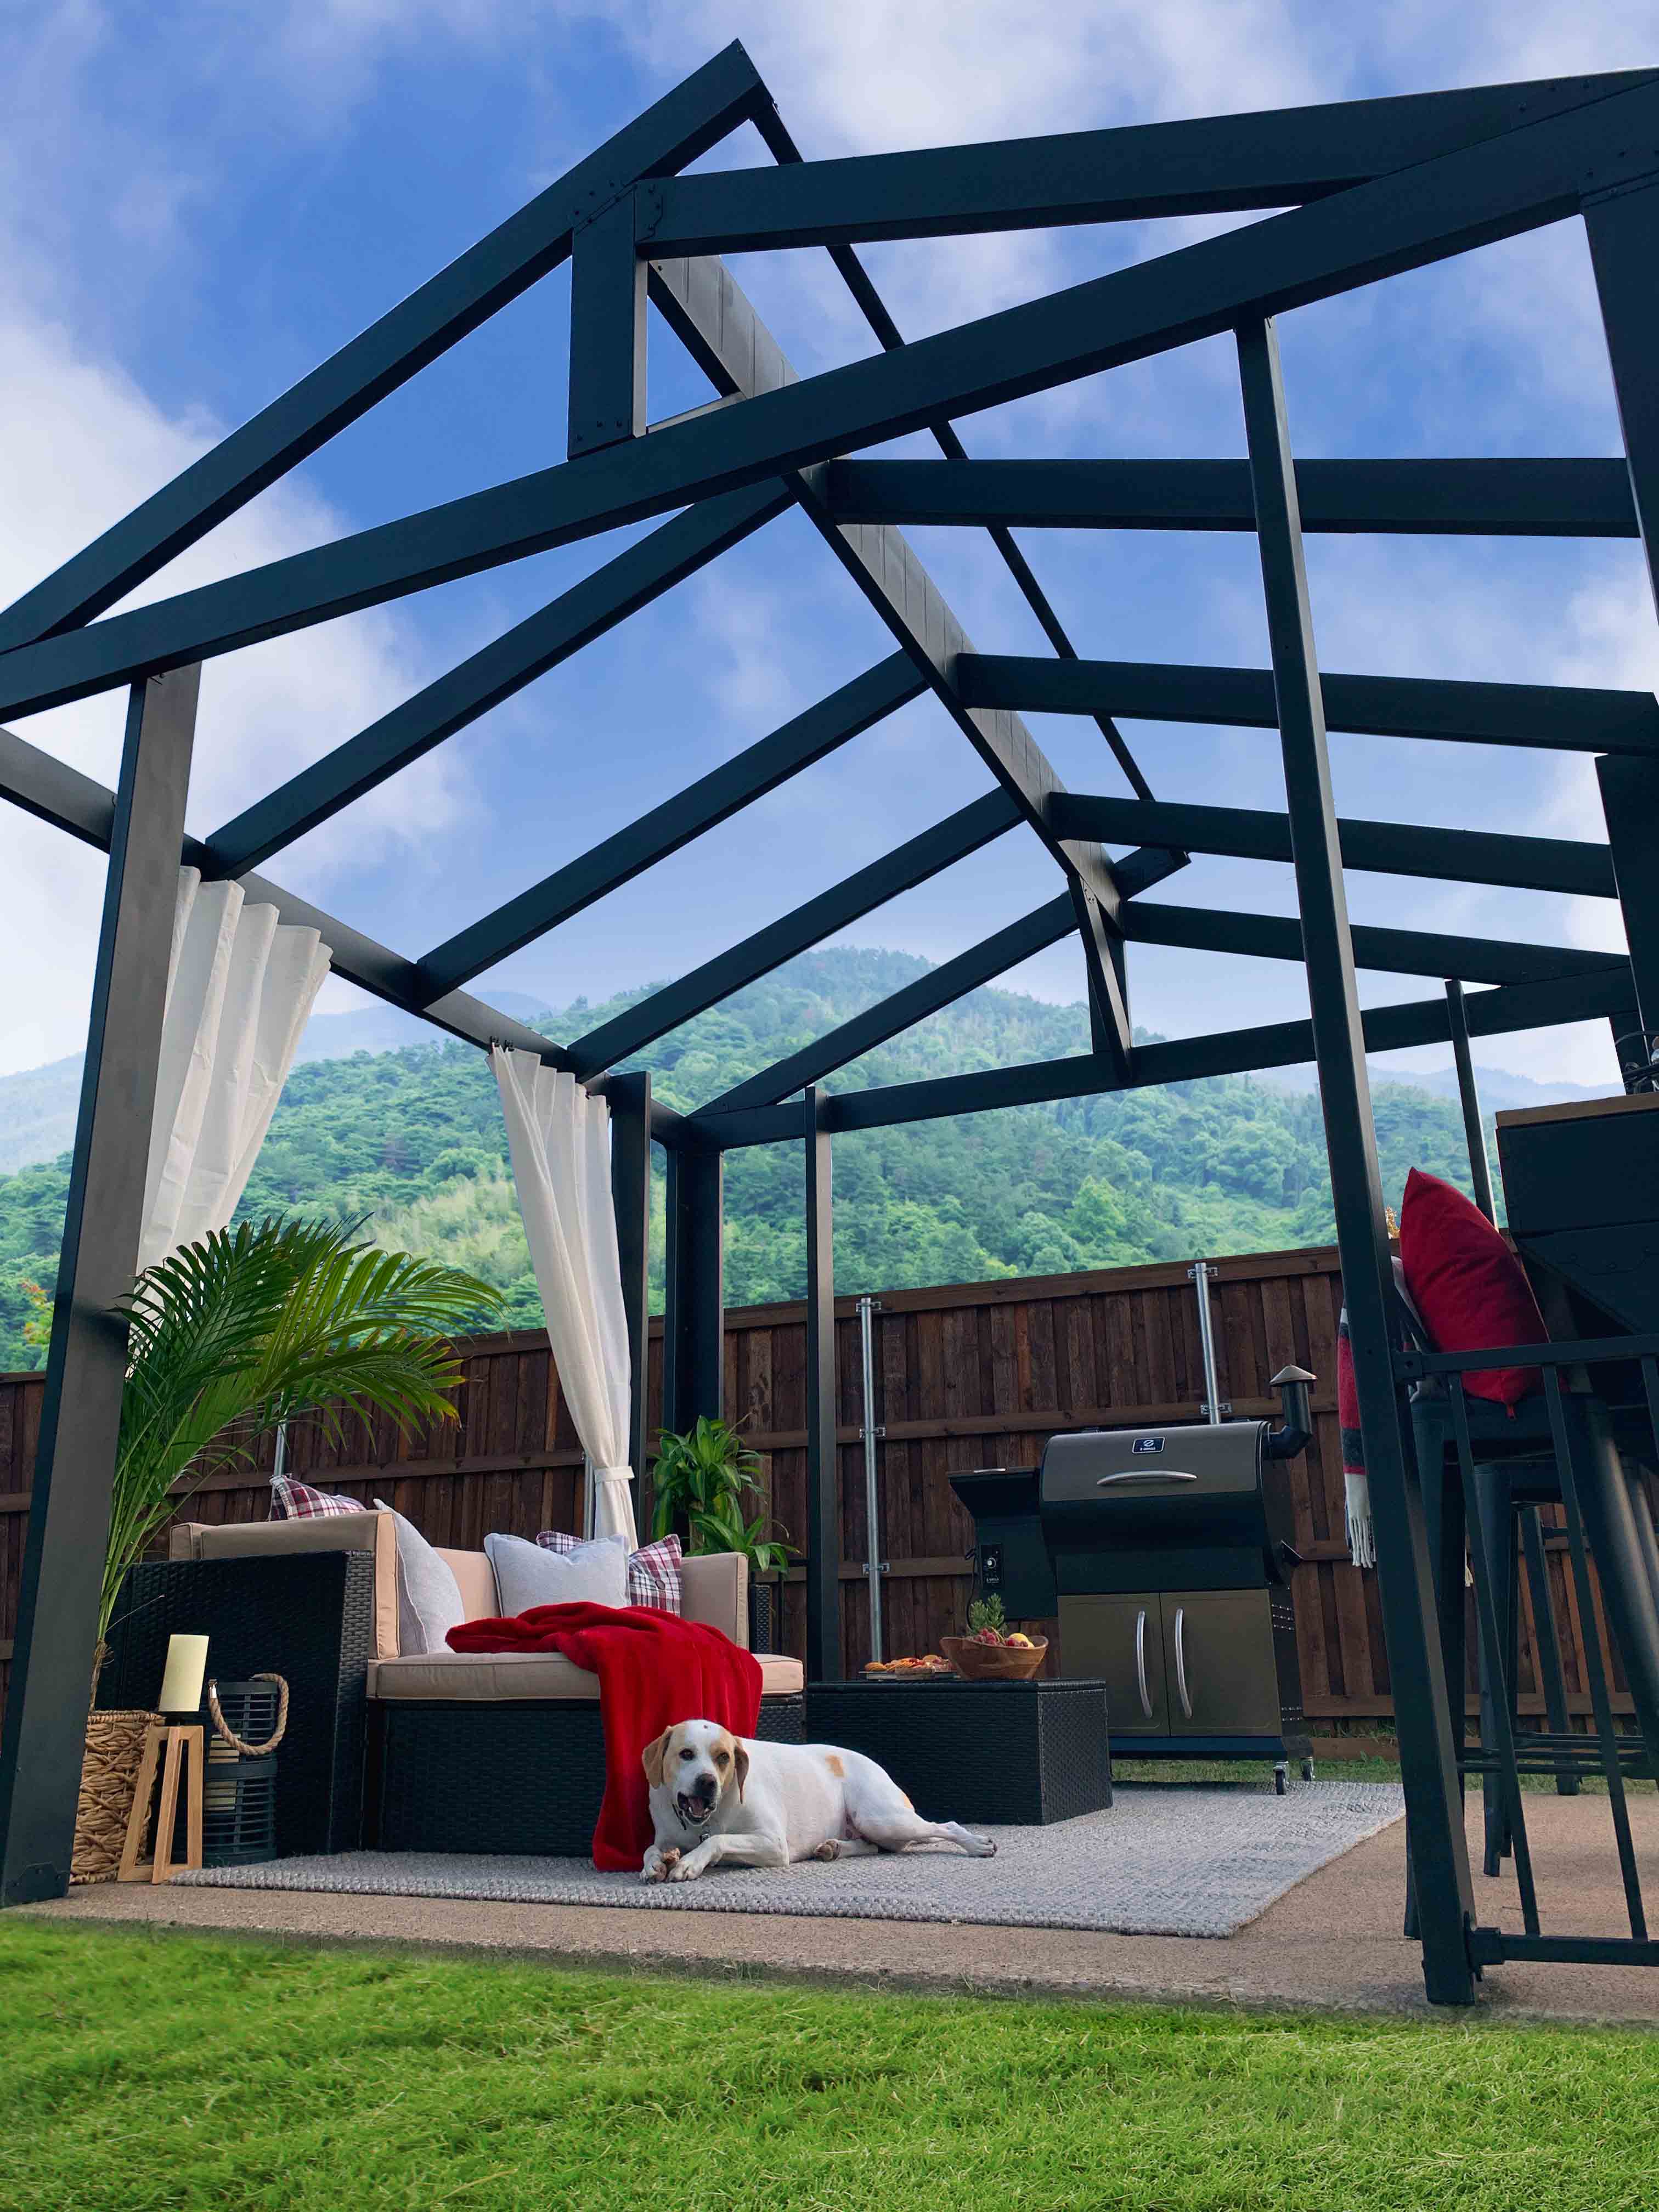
[436,1548,499,1623]
[170,1512,400,1661]
[680,1550,747,1646]
[167,1522,750,1657]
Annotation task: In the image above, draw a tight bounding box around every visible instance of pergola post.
[0,666,200,1906]
[1588,184,1659,1060]
[1238,317,1477,2006]
[663,1142,723,1435]
[1596,757,1659,1046]
[1443,980,1496,1222]
[606,1072,653,1519]
[803,1087,839,1682]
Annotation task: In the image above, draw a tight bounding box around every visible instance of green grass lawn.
[3,1923,1656,2211]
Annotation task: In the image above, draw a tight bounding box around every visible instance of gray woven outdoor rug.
[178,1780,1404,1938]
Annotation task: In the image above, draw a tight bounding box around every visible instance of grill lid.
[1041,1421,1267,1503]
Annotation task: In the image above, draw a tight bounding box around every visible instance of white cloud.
[0,306,476,1077]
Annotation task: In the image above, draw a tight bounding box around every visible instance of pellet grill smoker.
[952,1358,1318,1789]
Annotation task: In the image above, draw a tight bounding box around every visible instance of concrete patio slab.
[21,1787,1659,2025]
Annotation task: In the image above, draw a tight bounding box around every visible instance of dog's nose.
[690,1775,716,1803]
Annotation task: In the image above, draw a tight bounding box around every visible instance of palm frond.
[103,1216,503,1640]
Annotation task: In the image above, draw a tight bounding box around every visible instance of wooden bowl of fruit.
[940,1628,1048,1681]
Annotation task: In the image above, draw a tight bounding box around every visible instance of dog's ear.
[641,1728,673,1791]
[731,1737,749,1802]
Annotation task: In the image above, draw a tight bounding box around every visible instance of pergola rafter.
[1,49,1656,2007]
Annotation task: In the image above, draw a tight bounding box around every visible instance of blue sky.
[2,2,1655,1096]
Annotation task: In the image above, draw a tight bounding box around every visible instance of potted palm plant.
[649,1414,790,1651]
[74,1215,501,1881]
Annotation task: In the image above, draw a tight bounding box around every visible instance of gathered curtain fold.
[139,868,331,1272]
[490,1046,637,1550]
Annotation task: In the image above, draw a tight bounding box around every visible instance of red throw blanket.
[447,1603,761,1870]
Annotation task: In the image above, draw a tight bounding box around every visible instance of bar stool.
[1413,1389,1577,1877]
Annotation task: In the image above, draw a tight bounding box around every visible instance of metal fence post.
[0,666,200,1906]
[1238,318,1476,2004]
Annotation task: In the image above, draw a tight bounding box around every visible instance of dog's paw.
[813,1839,839,1860]
[975,1835,997,1858]
[666,1852,706,1883]
[641,1846,680,1883]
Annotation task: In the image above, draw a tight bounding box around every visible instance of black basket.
[203,1679,283,1866]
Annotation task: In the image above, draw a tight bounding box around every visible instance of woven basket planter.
[72,1707,160,1884]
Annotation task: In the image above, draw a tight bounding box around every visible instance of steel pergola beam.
[1123,900,1628,988]
[1049,793,1616,899]
[646,253,1149,1075]
[414,653,926,998]
[565,791,1022,1079]
[689,963,1632,1150]
[204,482,792,878]
[820,458,1639,537]
[958,654,1659,755]
[9,76,1658,726]
[703,894,1077,1113]
[0,44,768,657]
[635,75,1657,251]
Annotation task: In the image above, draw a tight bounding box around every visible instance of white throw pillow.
[486,1529,628,1614]
[373,1499,466,1655]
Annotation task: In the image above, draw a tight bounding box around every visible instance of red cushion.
[1398,1167,1546,1411]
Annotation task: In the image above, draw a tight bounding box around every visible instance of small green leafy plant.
[967,1594,1007,1637]
[649,1415,790,1573]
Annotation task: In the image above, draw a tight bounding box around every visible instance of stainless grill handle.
[1096,1470,1199,1485]
[1134,1608,1153,1719]
[1173,1605,1193,1719]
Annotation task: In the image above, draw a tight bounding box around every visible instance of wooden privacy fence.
[0,1243,1646,1725]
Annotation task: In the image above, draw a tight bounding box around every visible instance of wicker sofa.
[168,1515,804,1856]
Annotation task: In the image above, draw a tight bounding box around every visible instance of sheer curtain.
[491,1047,637,1549]
[139,868,331,1271]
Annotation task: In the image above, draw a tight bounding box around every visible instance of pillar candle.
[157,1633,208,1713]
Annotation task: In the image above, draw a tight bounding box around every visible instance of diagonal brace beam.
[565,791,1020,1079]
[413,653,926,998]
[703,894,1077,1113]
[205,482,792,877]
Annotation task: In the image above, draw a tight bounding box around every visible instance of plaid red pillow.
[535,1527,682,1613]
[269,1474,368,1520]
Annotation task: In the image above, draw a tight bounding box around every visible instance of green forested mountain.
[0,946,1489,1370]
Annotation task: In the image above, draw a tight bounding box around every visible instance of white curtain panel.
[491,1046,638,1551]
[139,868,331,1271]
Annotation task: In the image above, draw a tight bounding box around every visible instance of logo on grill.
[1131,1436,1165,1454]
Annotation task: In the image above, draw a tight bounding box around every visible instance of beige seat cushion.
[369,1649,803,1701]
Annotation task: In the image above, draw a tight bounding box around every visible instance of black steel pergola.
[3,47,1658,2005]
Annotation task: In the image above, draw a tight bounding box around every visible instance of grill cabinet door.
[1160,1589,1282,1736]
[1058,1593,1166,1733]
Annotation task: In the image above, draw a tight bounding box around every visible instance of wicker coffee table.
[805,1677,1111,1826]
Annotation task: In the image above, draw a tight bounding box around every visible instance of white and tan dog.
[640,1717,996,1882]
